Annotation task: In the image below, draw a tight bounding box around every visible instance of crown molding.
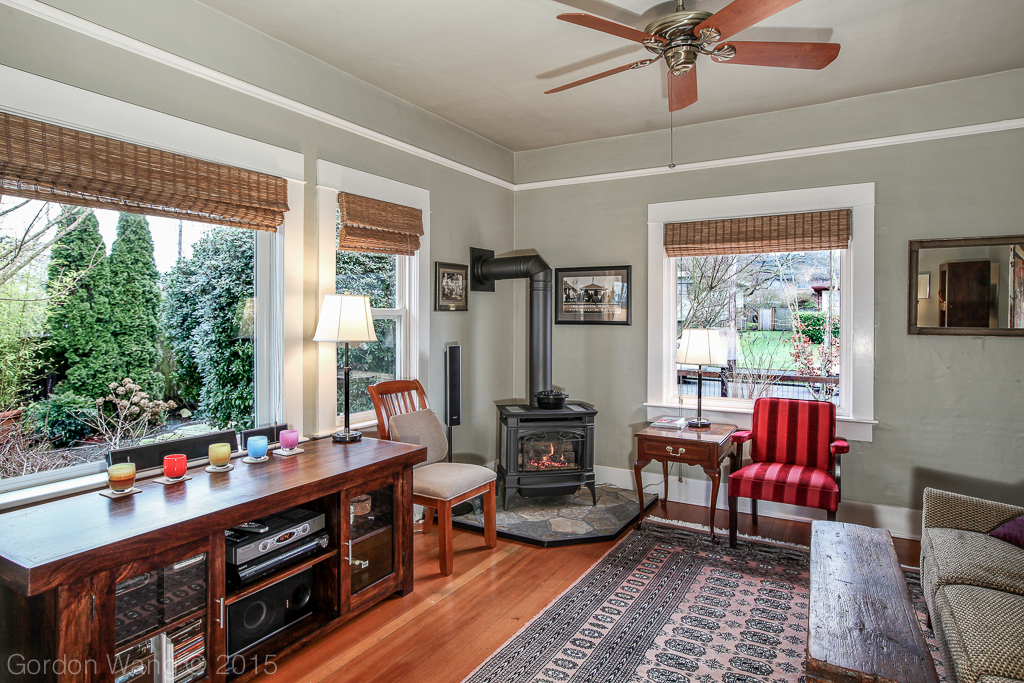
[514,118,1024,191]
[3,0,1022,193]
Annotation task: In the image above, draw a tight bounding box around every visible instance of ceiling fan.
[544,0,841,111]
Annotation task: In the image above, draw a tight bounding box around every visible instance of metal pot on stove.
[535,390,568,410]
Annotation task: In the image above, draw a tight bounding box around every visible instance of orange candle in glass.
[107,462,136,493]
[208,443,232,470]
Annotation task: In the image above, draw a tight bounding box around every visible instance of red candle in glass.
[163,454,187,481]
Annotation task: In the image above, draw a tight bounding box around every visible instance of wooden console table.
[633,423,738,543]
[0,437,426,683]
[807,521,938,683]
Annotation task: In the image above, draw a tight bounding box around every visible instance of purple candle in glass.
[280,430,299,451]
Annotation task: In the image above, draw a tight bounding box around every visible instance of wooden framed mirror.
[908,235,1024,336]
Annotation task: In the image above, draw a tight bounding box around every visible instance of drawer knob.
[665,446,686,456]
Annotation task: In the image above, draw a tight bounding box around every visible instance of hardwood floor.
[264,501,921,683]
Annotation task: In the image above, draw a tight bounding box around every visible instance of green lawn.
[735,330,818,371]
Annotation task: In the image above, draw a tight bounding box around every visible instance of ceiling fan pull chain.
[669,112,676,169]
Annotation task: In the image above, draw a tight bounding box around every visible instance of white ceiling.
[194,0,1024,151]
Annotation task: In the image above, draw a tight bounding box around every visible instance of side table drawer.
[639,436,714,464]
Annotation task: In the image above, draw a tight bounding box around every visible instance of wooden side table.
[634,423,738,543]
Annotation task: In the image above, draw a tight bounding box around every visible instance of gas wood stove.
[497,403,597,510]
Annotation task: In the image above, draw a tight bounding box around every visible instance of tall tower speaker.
[444,343,462,427]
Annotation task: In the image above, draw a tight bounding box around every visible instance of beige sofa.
[920,488,1024,683]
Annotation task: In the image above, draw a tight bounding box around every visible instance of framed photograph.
[554,266,631,325]
[435,262,468,311]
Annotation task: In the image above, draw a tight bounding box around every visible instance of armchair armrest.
[731,431,752,444]
[830,440,849,455]
[922,487,1024,533]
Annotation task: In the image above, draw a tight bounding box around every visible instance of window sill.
[644,401,876,442]
[0,472,108,512]
[316,418,379,440]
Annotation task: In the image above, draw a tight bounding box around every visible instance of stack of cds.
[156,618,205,683]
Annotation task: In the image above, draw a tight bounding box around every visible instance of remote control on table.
[230,521,269,534]
[224,529,249,543]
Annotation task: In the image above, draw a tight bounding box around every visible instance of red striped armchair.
[727,397,849,547]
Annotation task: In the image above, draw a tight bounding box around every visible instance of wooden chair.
[368,379,497,576]
[727,397,849,547]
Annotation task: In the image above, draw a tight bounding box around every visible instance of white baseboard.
[594,464,921,540]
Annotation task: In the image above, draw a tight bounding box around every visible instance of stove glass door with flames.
[519,429,585,472]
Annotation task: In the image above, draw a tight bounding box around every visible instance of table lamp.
[313,294,378,442]
[677,329,726,429]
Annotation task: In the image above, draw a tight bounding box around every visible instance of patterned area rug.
[462,523,947,683]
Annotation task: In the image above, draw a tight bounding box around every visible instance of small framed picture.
[435,262,469,311]
[554,266,631,325]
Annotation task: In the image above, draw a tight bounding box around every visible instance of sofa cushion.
[921,527,1024,597]
[933,584,1024,683]
[413,462,496,501]
[991,515,1024,550]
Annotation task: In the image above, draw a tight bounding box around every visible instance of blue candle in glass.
[247,435,269,460]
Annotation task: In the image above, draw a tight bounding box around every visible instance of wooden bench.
[807,521,939,683]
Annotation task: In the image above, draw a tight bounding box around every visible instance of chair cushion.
[389,409,448,466]
[749,397,836,471]
[413,462,496,501]
[933,584,1024,683]
[921,527,1024,597]
[728,462,839,512]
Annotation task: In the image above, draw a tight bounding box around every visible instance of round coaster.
[205,463,235,473]
[242,455,270,464]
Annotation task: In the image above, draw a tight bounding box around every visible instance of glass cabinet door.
[347,482,395,597]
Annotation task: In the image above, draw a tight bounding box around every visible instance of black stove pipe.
[473,253,552,407]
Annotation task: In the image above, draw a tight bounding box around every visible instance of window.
[335,247,404,418]
[0,198,260,484]
[0,85,303,501]
[647,185,876,440]
[316,161,430,437]
[675,249,841,404]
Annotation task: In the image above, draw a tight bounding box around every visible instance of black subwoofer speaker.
[226,567,314,657]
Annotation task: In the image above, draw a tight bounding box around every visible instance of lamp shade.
[312,294,378,343]
[677,329,726,366]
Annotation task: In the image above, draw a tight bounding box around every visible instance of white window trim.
[646,184,876,442]
[315,160,430,438]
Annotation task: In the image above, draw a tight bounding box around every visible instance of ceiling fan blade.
[545,58,659,94]
[557,13,667,44]
[694,0,803,43]
[713,41,840,69]
[668,67,697,112]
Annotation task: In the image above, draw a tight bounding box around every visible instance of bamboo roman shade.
[0,112,288,231]
[664,210,851,257]
[337,192,423,256]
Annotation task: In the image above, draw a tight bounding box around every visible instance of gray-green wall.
[513,70,1024,509]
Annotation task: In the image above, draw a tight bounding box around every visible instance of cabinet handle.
[343,541,369,569]
[215,597,225,628]
[665,445,686,456]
